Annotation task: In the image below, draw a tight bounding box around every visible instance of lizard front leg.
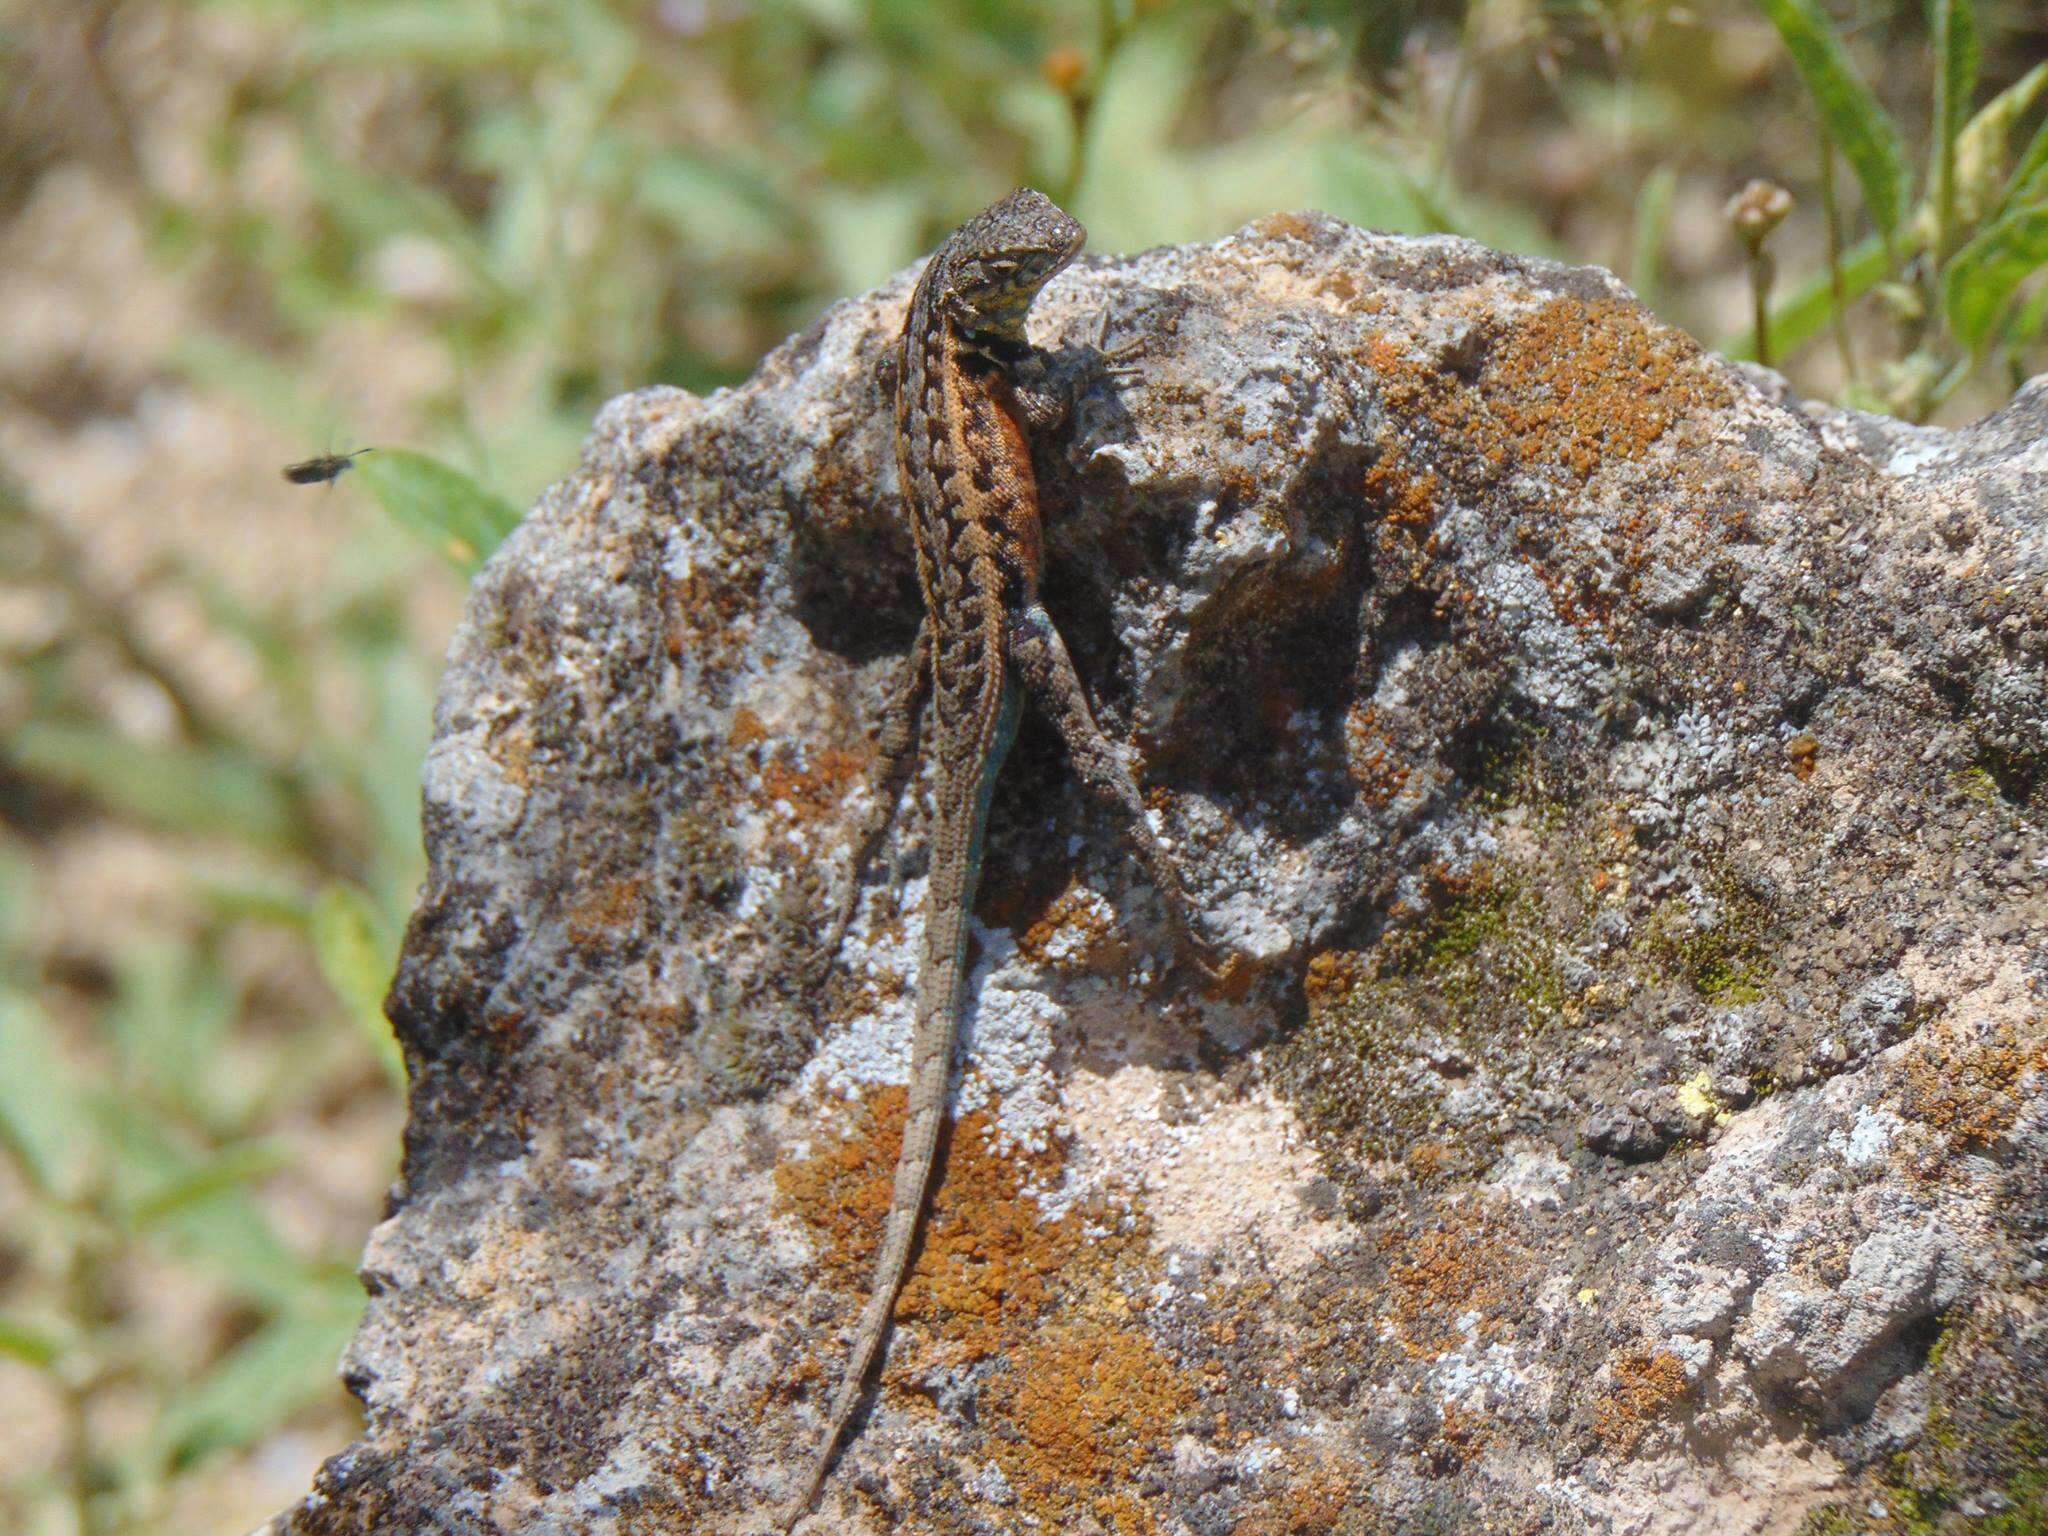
[1008,310,1147,441]
[1005,363,1071,438]
[1005,602,1221,981]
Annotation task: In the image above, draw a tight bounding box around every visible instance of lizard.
[776,187,1220,1530]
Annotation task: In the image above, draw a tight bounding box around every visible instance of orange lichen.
[1436,1401,1493,1463]
[1481,297,1726,483]
[774,1085,1083,1360]
[1344,701,1416,807]
[753,745,866,823]
[1590,1350,1692,1454]
[1403,1142,1454,1180]
[1362,297,1736,585]
[1234,1454,1373,1536]
[1384,1207,1527,1358]
[1363,452,1441,531]
[1015,877,1129,975]
[566,875,645,945]
[1317,268,1371,308]
[665,570,755,662]
[610,1482,709,1536]
[1359,294,1761,651]
[1900,1019,2046,1150]
[485,720,536,786]
[1786,733,1819,781]
[986,1322,1196,1503]
[1303,949,1365,1005]
[777,1085,1205,1522]
[1534,553,1622,635]
[1092,1492,1163,1536]
[1253,212,1327,244]
[1365,330,1414,378]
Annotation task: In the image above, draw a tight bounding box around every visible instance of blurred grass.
[0,0,2045,1531]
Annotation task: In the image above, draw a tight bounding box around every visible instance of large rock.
[266,215,2046,1536]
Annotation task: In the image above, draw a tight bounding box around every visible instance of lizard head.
[940,188,1086,344]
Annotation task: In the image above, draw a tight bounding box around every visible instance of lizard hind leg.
[806,619,933,988]
[1005,602,1220,981]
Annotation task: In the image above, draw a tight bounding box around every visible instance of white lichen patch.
[1058,1067,1343,1277]
[794,911,1070,1161]
[1552,1434,1845,1536]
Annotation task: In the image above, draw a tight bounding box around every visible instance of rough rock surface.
[266,215,2046,1536]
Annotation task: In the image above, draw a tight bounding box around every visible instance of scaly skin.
[778,188,1216,1531]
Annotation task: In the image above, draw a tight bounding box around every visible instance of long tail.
[777,691,1012,1530]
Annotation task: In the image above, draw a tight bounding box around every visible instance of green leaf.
[1930,0,1980,152]
[1753,0,1906,238]
[812,185,927,298]
[1629,166,1680,306]
[358,647,433,907]
[1314,141,1435,234]
[1724,232,1894,360]
[352,449,522,573]
[632,149,792,266]
[553,0,638,86]
[1928,0,1980,267]
[163,335,327,440]
[1073,15,1205,250]
[0,1313,64,1371]
[0,989,90,1200]
[1944,202,2048,349]
[107,942,235,1119]
[193,877,314,930]
[0,844,35,958]
[143,1176,313,1308]
[995,78,1079,197]
[8,723,302,850]
[161,1298,363,1469]
[310,882,405,1086]
[2002,106,2048,217]
[85,1088,192,1211]
[296,145,501,299]
[125,1140,285,1225]
[166,556,306,706]
[2002,274,2048,350]
[1956,62,2048,223]
[306,0,538,67]
[1397,171,1559,262]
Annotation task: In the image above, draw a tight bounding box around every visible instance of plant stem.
[1928,0,1964,288]
[1750,249,1777,368]
[1819,139,1858,386]
[1926,353,1973,411]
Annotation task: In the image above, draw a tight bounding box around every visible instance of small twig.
[0,474,225,752]
[1818,140,1858,387]
[79,0,145,190]
[0,471,356,878]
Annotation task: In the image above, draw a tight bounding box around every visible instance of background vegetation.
[1,0,2044,1532]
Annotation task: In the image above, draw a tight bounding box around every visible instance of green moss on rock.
[1278,867,1582,1186]
[1640,870,1774,1005]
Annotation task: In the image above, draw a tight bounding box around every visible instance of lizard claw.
[1195,946,1252,999]
[1092,307,1148,368]
[1179,927,1241,994]
[1153,889,1237,995]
